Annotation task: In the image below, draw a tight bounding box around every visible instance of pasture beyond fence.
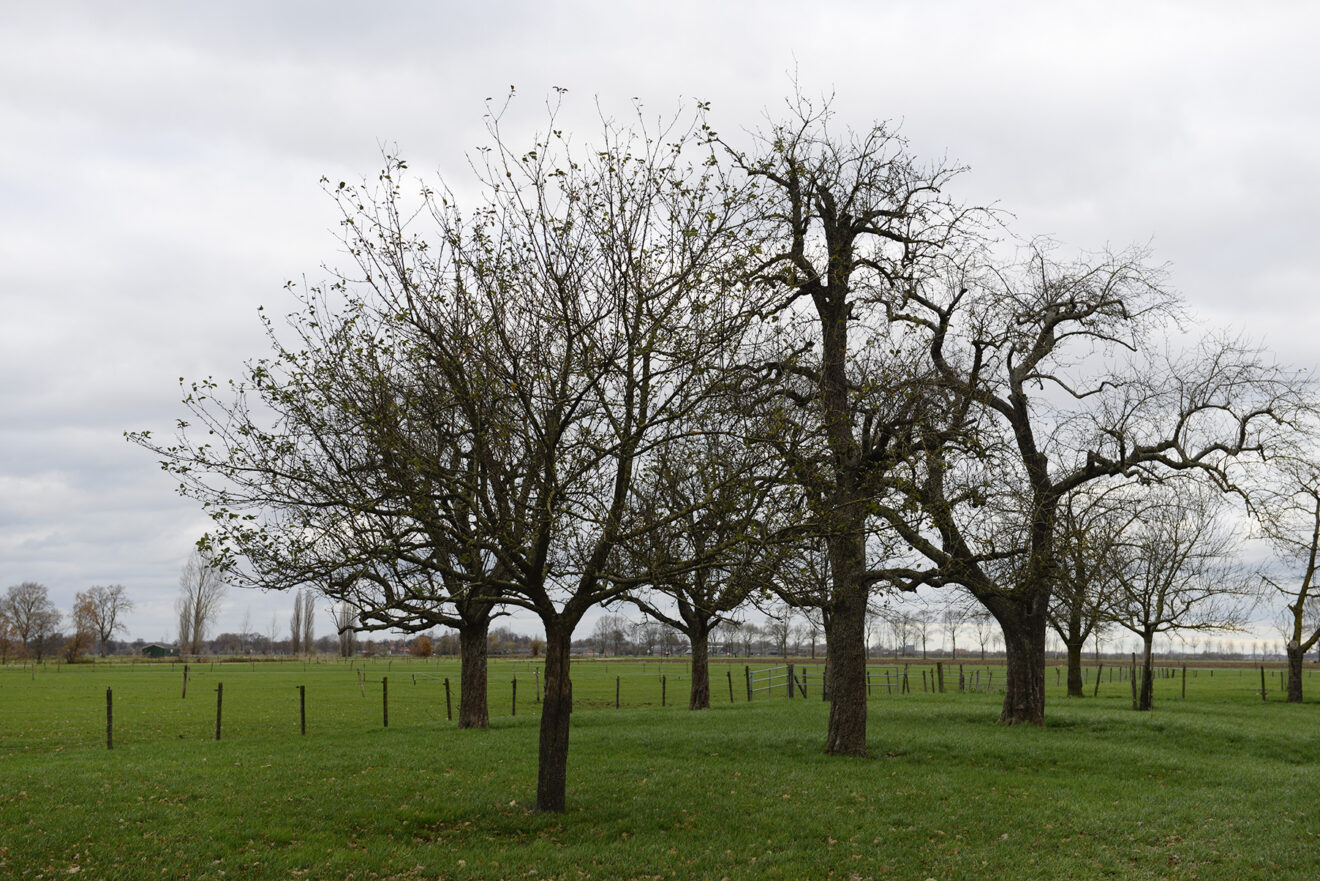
[0,657,1312,755]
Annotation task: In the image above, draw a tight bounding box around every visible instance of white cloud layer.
[2,0,1317,642]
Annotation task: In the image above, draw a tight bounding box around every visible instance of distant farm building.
[141,643,178,659]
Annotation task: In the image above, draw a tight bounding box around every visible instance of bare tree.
[74,584,133,657]
[135,96,766,813]
[800,608,824,660]
[590,615,629,655]
[885,606,916,659]
[737,621,760,658]
[912,605,935,660]
[970,607,995,660]
[941,597,973,659]
[64,596,97,662]
[177,595,192,654]
[1251,451,1320,701]
[732,96,975,755]
[177,548,227,655]
[891,244,1306,724]
[631,620,663,657]
[613,429,785,708]
[1105,479,1257,710]
[3,582,62,661]
[334,601,358,658]
[1048,488,1127,696]
[0,612,18,664]
[300,589,315,655]
[760,601,795,659]
[290,591,303,656]
[864,608,885,658]
[135,168,511,726]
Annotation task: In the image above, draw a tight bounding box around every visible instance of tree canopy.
[130,91,1315,809]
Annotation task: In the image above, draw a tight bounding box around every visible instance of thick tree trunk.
[1138,633,1155,711]
[1065,640,1084,697]
[1286,641,1304,703]
[985,595,1047,726]
[457,621,490,729]
[823,563,868,755]
[536,623,574,813]
[688,620,711,710]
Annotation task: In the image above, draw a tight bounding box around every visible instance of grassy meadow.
[2,656,1317,880]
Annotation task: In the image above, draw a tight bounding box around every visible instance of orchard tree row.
[131,91,1318,812]
[0,582,132,662]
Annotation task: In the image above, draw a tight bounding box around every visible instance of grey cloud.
[3,0,1317,641]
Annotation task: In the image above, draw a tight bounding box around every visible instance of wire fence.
[0,657,1310,756]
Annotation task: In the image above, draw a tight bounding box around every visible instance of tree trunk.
[823,550,868,755]
[458,621,490,729]
[1138,632,1155,711]
[536,622,573,813]
[1065,640,1084,697]
[1062,600,1086,697]
[688,620,711,710]
[985,595,1047,726]
[1286,641,1304,703]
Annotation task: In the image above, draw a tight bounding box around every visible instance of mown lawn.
[2,659,1317,879]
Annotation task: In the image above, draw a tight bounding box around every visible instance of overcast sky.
[2,1,1317,646]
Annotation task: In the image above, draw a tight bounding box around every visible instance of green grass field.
[2,657,1317,879]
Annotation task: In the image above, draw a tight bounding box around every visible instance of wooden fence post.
[444,677,452,721]
[1181,665,1186,700]
[1130,654,1138,709]
[383,676,389,727]
[1093,663,1103,697]
[745,666,752,701]
[511,677,517,717]
[215,683,223,741]
[662,675,667,707]
[1260,666,1267,701]
[106,687,113,750]
[616,675,621,709]
[182,664,189,699]
[728,668,735,703]
[535,668,541,704]
[937,662,945,694]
